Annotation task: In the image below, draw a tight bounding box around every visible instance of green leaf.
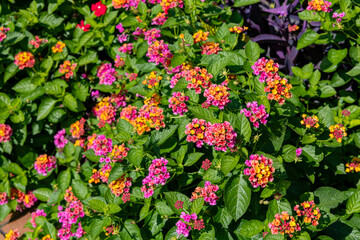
[346,63,360,77]
[144,210,166,235]
[44,221,57,240]
[127,147,143,167]
[164,192,191,215]
[108,163,126,184]
[239,220,264,238]
[184,152,204,166]
[310,70,321,86]
[216,23,229,40]
[3,32,25,45]
[72,179,88,200]
[238,113,252,143]
[234,0,260,7]
[208,55,230,76]
[298,10,321,21]
[191,198,204,215]
[302,145,324,164]
[48,109,66,123]
[83,197,106,212]
[116,118,134,141]
[39,12,64,27]
[64,141,75,158]
[297,30,319,50]
[4,63,19,83]
[150,125,178,146]
[12,78,37,94]
[245,41,260,62]
[213,207,233,228]
[328,48,348,65]
[104,11,118,26]
[224,174,251,221]
[346,190,360,215]
[90,218,109,239]
[40,56,54,73]
[121,219,143,240]
[171,53,187,67]
[33,188,52,202]
[221,155,240,175]
[78,51,98,66]
[318,105,335,127]
[3,162,23,175]
[266,199,292,224]
[314,187,346,210]
[105,203,121,214]
[320,85,336,98]
[74,32,95,53]
[72,82,89,102]
[281,145,297,163]
[63,93,79,112]
[48,0,65,13]
[58,170,71,191]
[188,106,219,123]
[155,200,174,216]
[139,204,150,221]
[0,205,11,222]
[302,63,314,79]
[292,67,303,78]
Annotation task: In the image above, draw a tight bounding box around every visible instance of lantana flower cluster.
[14,52,35,69]
[30,209,47,228]
[294,200,321,226]
[146,40,173,66]
[252,58,292,105]
[97,63,117,85]
[229,25,248,33]
[142,71,162,88]
[5,229,20,240]
[57,187,85,240]
[109,143,129,162]
[70,118,86,139]
[0,123,12,143]
[301,114,320,129]
[346,157,360,173]
[193,30,209,43]
[93,98,117,128]
[89,164,112,184]
[91,135,113,156]
[30,36,48,48]
[190,181,219,205]
[244,154,275,188]
[329,124,347,143]
[109,175,132,203]
[59,60,77,80]
[141,157,170,198]
[201,42,222,55]
[185,119,237,152]
[307,0,332,12]
[204,121,237,152]
[121,104,165,135]
[168,91,189,116]
[54,129,68,149]
[34,154,57,176]
[11,188,37,211]
[52,41,65,53]
[0,26,10,42]
[202,83,230,109]
[0,192,8,205]
[268,211,301,238]
[176,212,205,237]
[240,101,269,128]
